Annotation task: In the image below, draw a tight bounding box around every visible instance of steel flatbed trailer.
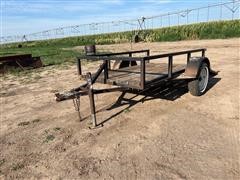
[56,48,217,128]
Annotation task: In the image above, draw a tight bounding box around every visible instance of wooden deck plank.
[95,63,185,88]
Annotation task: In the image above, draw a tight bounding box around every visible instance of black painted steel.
[56,48,208,128]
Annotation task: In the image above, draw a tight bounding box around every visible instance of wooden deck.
[96,63,185,88]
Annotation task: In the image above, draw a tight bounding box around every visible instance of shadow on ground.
[78,76,221,126]
[98,77,221,126]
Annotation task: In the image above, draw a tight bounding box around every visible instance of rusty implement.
[0,54,43,73]
[56,49,217,128]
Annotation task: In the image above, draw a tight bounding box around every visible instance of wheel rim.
[198,66,209,93]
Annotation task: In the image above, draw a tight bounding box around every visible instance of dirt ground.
[0,38,239,179]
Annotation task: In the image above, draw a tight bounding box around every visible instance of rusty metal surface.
[0,54,32,62]
[84,45,96,55]
[143,48,206,60]
[91,49,150,57]
[185,57,210,78]
[0,54,43,73]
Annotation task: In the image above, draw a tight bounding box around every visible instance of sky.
[0,0,229,36]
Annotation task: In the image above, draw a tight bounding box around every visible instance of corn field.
[1,0,239,44]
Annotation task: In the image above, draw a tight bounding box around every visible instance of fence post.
[168,56,173,78]
[140,58,146,89]
[77,58,82,75]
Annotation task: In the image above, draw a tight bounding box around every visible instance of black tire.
[188,63,209,96]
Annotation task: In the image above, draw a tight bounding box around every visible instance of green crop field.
[1,20,239,68]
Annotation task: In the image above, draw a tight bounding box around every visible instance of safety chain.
[72,94,81,121]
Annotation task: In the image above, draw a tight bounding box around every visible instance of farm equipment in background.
[133,17,147,43]
[0,54,43,73]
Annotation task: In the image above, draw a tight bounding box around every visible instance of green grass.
[54,127,61,131]
[44,134,55,143]
[1,20,239,69]
[32,118,41,123]
[17,121,30,126]
[145,19,240,41]
[0,159,5,167]
[11,163,24,171]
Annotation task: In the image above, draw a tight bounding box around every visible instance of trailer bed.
[95,63,185,88]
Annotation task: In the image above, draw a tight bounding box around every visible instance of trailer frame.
[56,48,216,128]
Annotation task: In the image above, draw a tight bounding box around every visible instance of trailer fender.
[185,57,211,78]
[119,60,137,69]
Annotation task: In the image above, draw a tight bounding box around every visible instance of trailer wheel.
[188,63,209,96]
